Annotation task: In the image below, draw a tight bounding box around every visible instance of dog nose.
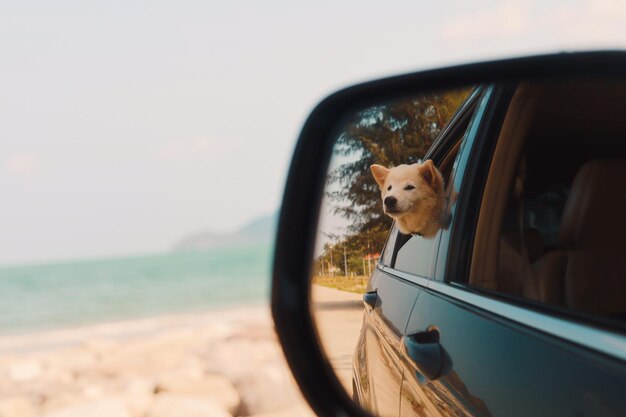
[384,196,397,207]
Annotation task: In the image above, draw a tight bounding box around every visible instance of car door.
[400,82,626,416]
[354,90,484,417]
[355,226,427,417]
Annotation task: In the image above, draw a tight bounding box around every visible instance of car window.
[470,79,626,328]
[385,94,480,279]
[392,232,440,277]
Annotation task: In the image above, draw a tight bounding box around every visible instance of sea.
[0,244,272,335]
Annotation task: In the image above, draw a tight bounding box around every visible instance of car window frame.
[434,83,513,282]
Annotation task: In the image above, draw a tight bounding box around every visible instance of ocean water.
[0,244,272,335]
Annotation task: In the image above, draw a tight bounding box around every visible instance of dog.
[370,160,445,237]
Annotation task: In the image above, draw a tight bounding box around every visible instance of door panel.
[400,287,626,417]
[358,267,421,417]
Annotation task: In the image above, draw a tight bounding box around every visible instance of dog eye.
[404,185,415,190]
[387,186,392,191]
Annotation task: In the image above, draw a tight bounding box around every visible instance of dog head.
[370,160,444,233]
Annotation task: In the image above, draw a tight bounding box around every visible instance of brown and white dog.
[370,160,445,237]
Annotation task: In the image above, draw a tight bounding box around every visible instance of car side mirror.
[271,51,626,417]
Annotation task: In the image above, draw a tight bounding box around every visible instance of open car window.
[381,91,481,279]
[470,79,626,330]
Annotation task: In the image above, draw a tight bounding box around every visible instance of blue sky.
[1,0,624,264]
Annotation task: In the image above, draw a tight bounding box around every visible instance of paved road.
[311,284,364,396]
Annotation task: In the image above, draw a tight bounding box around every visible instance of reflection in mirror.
[310,76,626,417]
[309,87,473,412]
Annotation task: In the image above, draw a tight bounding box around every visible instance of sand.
[0,286,364,417]
[0,305,314,417]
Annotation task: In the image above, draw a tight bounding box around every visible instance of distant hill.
[236,213,278,242]
[174,212,278,251]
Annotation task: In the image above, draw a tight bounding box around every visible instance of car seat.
[525,159,626,317]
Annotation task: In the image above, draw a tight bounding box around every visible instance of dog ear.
[370,164,390,188]
[419,160,442,190]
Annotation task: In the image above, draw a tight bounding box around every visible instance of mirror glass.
[309,77,626,416]
[310,85,473,402]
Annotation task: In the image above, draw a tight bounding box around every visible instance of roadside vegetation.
[312,275,369,294]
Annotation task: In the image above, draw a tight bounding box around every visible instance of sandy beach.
[0,305,315,417]
[0,285,364,417]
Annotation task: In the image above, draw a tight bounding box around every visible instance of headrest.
[559,159,626,249]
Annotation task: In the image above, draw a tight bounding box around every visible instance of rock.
[42,367,75,384]
[205,339,279,379]
[43,349,95,376]
[155,373,240,415]
[204,339,300,414]
[147,393,231,417]
[40,392,86,415]
[234,366,301,415]
[9,360,42,381]
[82,384,104,399]
[94,345,188,378]
[0,395,37,417]
[122,377,155,417]
[42,398,130,417]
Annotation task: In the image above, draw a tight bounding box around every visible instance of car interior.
[470,79,626,326]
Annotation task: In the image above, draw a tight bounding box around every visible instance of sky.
[0,0,625,265]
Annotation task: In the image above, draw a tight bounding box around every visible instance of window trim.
[436,83,516,283]
[425,86,484,162]
[379,264,430,289]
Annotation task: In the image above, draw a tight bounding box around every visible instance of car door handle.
[401,327,446,381]
[362,290,378,310]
